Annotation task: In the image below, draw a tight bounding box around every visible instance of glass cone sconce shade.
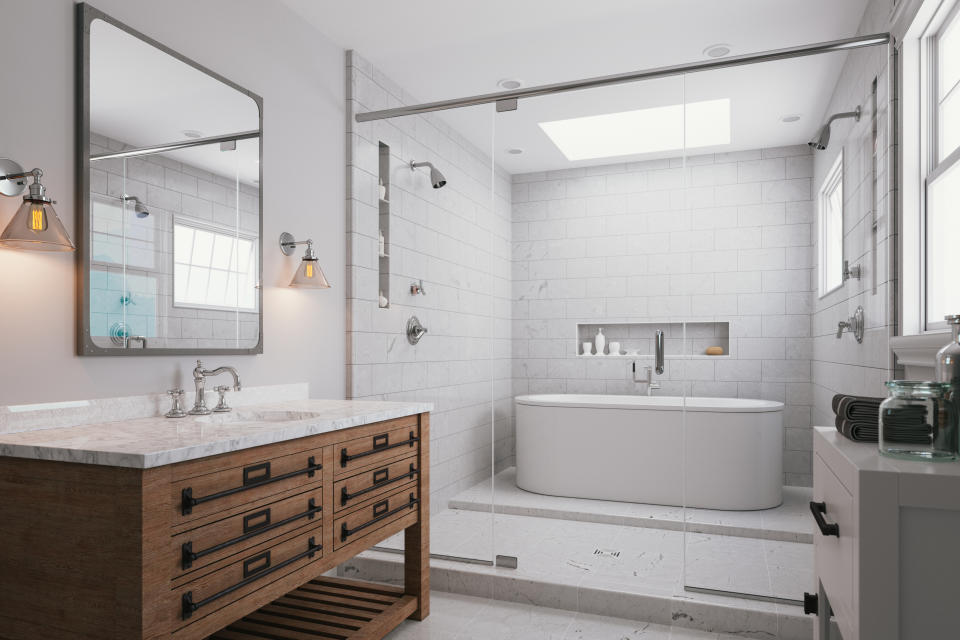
[280,232,330,289]
[0,160,74,252]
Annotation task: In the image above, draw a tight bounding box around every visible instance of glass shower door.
[345,96,502,566]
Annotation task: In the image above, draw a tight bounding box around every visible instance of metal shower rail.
[355,32,890,122]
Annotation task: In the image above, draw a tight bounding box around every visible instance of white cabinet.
[812,427,960,639]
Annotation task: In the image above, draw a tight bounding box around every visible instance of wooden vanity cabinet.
[0,412,430,640]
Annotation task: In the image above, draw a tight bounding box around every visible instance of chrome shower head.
[808,106,861,151]
[123,195,150,218]
[410,160,447,189]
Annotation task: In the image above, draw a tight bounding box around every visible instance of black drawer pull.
[181,456,321,515]
[809,501,840,537]
[243,508,272,534]
[373,434,389,449]
[243,462,271,485]
[341,463,418,506]
[803,592,818,615]
[181,536,321,619]
[340,431,419,467]
[243,550,271,578]
[340,492,418,542]
[181,498,321,570]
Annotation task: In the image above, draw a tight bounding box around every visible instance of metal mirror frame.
[76,3,264,356]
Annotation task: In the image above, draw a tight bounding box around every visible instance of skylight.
[539,99,731,161]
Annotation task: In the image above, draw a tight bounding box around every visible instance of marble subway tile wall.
[811,0,898,433]
[346,52,513,514]
[89,132,259,349]
[511,147,816,486]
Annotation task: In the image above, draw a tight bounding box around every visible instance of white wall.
[511,148,817,486]
[0,0,345,404]
[811,0,899,429]
[345,52,513,512]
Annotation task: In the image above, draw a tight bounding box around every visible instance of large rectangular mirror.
[78,4,262,355]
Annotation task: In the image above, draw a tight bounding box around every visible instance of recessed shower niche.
[576,321,730,357]
[377,141,390,308]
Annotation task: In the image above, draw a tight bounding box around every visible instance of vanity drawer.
[334,485,419,550]
[172,446,324,525]
[175,524,323,629]
[335,455,419,512]
[335,422,419,478]
[172,487,323,579]
[813,453,854,637]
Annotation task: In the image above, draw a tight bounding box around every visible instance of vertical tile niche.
[576,321,730,357]
[377,142,390,308]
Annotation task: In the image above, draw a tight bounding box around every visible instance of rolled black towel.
[836,395,884,422]
[835,416,879,442]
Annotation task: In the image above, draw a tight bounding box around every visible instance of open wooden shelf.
[207,576,417,640]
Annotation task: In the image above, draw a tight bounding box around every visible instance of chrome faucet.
[654,329,665,375]
[632,362,662,396]
[189,360,241,415]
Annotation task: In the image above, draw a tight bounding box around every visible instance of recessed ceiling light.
[497,78,523,90]
[780,114,802,123]
[539,99,731,162]
[181,129,203,139]
[703,43,732,58]
[507,148,524,155]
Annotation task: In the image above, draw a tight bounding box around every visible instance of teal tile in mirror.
[78,4,262,355]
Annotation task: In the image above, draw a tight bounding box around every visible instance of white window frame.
[900,0,960,337]
[173,216,259,313]
[818,151,845,298]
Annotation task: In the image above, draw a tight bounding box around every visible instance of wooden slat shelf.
[207,577,417,640]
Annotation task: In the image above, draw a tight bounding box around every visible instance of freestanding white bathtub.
[515,394,784,510]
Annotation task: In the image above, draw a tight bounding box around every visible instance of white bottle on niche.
[594,328,606,356]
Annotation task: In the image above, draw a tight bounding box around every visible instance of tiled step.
[449,468,814,543]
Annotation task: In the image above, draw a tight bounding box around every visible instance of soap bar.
[705,346,724,356]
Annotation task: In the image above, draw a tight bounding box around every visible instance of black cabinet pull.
[340,431,419,467]
[181,456,321,515]
[181,536,321,619]
[341,463,418,506]
[243,550,271,578]
[803,592,818,615]
[809,501,839,537]
[181,498,321,570]
[340,493,418,542]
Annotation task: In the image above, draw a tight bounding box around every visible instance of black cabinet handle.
[181,536,321,619]
[809,501,839,537]
[341,463,418,506]
[181,456,321,515]
[340,431,419,467]
[181,498,321,570]
[803,592,818,615]
[340,492,418,542]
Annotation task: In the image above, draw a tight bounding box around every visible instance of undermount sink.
[192,409,323,425]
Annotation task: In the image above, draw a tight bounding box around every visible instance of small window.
[818,152,844,297]
[924,1,960,329]
[173,219,257,312]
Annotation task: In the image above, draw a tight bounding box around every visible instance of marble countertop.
[0,399,432,469]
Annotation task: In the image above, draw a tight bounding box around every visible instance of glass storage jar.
[879,381,957,461]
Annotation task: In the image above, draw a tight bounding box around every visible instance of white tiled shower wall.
[811,0,899,430]
[345,52,514,514]
[511,148,816,486]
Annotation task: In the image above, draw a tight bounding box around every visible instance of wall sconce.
[0,158,74,251]
[279,232,330,288]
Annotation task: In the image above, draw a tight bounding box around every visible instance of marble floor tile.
[383,592,776,640]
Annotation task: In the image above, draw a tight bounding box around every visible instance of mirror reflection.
[83,16,261,353]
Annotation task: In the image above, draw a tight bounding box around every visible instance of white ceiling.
[282,0,872,173]
[89,18,260,185]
